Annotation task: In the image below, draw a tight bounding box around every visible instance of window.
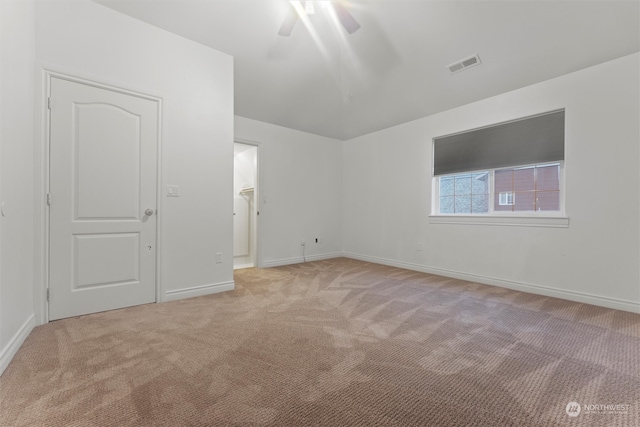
[431,110,568,226]
[439,172,489,214]
[498,192,514,206]
[495,164,560,212]
[436,163,561,214]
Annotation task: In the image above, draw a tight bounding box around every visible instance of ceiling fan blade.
[278,6,299,37]
[332,2,361,34]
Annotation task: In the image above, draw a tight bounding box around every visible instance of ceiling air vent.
[447,54,482,75]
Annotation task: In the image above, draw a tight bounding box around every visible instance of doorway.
[233,142,258,269]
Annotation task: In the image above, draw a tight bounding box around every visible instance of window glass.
[537,190,560,211]
[471,194,488,213]
[537,164,560,191]
[439,171,490,214]
[454,174,472,196]
[470,172,489,213]
[494,169,512,194]
[455,195,472,213]
[513,167,534,192]
[440,196,455,214]
[514,191,535,211]
[437,163,561,214]
[440,176,455,196]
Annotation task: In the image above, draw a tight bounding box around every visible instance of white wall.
[343,53,640,313]
[0,0,36,375]
[235,116,343,266]
[34,0,234,306]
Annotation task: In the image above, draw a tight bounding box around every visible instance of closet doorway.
[233,141,259,269]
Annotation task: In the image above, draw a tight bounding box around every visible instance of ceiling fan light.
[279,3,301,36]
[281,0,361,36]
[289,1,305,17]
[332,1,361,34]
[305,1,316,15]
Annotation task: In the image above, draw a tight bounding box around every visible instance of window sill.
[428,214,569,228]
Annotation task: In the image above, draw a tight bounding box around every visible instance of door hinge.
[47,193,52,206]
[46,288,50,302]
[47,97,52,110]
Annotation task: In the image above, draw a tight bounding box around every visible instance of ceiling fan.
[278,1,361,37]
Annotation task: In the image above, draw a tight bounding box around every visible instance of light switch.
[167,185,180,197]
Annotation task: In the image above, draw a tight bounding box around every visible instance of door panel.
[49,77,158,320]
[75,103,141,220]
[233,195,249,257]
[74,233,140,289]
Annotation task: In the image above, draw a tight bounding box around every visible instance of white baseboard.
[343,252,640,314]
[233,263,255,270]
[0,314,36,377]
[262,252,343,268]
[163,281,235,302]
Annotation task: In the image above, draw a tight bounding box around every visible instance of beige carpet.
[1,258,639,427]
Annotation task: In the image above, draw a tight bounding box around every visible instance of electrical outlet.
[301,240,305,246]
[215,252,222,263]
[417,242,423,251]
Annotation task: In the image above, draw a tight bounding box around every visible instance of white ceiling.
[94,0,639,140]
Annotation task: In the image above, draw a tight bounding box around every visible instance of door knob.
[145,208,154,216]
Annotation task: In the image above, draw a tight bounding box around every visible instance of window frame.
[430,162,569,228]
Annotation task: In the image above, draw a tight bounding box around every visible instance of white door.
[233,195,250,257]
[48,77,158,320]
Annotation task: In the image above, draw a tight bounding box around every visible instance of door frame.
[36,69,163,324]
[234,139,263,268]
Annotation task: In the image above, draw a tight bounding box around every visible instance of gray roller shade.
[433,110,564,176]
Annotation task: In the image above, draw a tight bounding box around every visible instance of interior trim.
[342,252,639,314]
[0,314,35,376]
[428,214,570,228]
